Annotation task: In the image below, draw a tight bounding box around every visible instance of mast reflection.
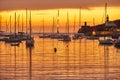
[27,46,33,80]
[104,45,109,80]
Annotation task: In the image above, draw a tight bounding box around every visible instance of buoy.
[54,48,57,52]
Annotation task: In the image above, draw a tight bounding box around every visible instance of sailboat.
[98,3,113,45]
[0,15,4,36]
[72,14,80,40]
[39,18,50,38]
[72,14,77,40]
[50,10,64,39]
[0,15,6,41]
[26,11,34,47]
[61,12,71,42]
[11,42,20,46]
[5,12,21,43]
[49,17,55,38]
[99,36,113,45]
[73,9,82,40]
[114,38,120,48]
[16,15,28,41]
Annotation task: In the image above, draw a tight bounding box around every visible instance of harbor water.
[0,36,120,80]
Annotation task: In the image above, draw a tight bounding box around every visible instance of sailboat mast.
[67,12,69,34]
[18,15,20,32]
[79,8,81,28]
[105,3,107,23]
[29,47,32,80]
[10,16,11,33]
[15,12,16,36]
[93,18,95,26]
[22,14,24,32]
[26,9,28,34]
[0,15,1,31]
[52,17,55,34]
[39,19,41,34]
[42,18,44,35]
[57,10,59,34]
[74,14,76,33]
[6,20,8,32]
[29,11,32,37]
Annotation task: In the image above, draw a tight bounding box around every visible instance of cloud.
[0,0,120,11]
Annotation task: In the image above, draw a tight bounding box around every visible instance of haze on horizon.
[0,0,120,11]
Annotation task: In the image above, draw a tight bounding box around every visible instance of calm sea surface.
[0,35,120,80]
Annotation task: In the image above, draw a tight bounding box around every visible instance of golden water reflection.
[0,37,120,80]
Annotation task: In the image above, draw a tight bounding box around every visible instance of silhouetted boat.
[0,31,5,36]
[26,37,34,47]
[98,3,113,45]
[61,12,71,42]
[39,34,50,38]
[26,11,34,47]
[0,37,8,41]
[11,42,20,46]
[50,10,63,39]
[114,39,120,48]
[73,8,82,40]
[99,37,113,45]
[59,35,71,42]
[17,32,29,40]
[5,37,21,43]
[86,36,98,40]
[39,18,50,38]
[0,16,6,36]
[5,13,22,43]
[72,16,81,40]
[72,35,79,40]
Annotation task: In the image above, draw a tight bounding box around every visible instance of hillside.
[78,19,120,36]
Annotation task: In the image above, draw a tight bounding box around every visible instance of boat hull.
[26,38,34,47]
[99,40,113,45]
[114,40,120,48]
[5,38,21,43]
[11,42,20,46]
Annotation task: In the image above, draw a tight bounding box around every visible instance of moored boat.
[26,37,34,47]
[99,37,113,45]
[59,35,71,42]
[86,36,98,40]
[26,11,34,47]
[114,39,120,48]
[11,42,20,46]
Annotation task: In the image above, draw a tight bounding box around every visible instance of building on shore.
[78,17,120,37]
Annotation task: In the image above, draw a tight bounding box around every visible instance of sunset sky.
[0,0,120,32]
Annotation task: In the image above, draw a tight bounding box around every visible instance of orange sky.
[0,0,120,32]
[0,0,120,10]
